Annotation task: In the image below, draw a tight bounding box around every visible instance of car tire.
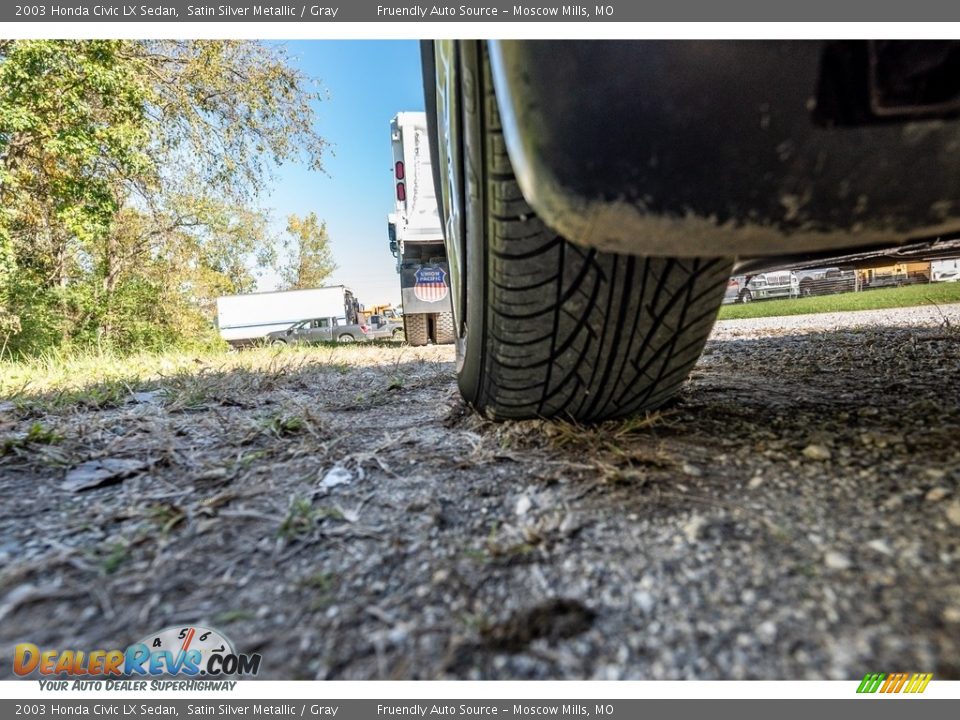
[392,328,405,341]
[739,289,753,304]
[404,314,429,346]
[271,339,287,347]
[338,334,355,343]
[432,41,732,421]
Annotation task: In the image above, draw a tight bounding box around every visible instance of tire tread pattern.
[471,48,732,421]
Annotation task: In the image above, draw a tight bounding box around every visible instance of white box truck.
[387,112,454,346]
[932,259,960,282]
[216,285,359,346]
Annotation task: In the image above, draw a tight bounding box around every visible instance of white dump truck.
[388,112,454,346]
[215,285,359,346]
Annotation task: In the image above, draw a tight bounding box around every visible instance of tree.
[0,40,329,356]
[279,212,337,290]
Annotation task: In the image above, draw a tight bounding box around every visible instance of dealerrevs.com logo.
[14,625,261,681]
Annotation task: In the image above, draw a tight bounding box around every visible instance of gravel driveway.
[1,304,958,679]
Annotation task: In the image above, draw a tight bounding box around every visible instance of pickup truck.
[365,314,405,340]
[266,317,371,345]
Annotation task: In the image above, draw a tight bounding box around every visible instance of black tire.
[439,42,733,421]
[739,289,753,304]
[435,311,455,345]
[404,314,429,347]
[337,334,355,343]
[392,328,405,341]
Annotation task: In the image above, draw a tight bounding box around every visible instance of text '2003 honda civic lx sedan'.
[420,40,960,421]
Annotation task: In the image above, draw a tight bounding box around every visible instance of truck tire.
[435,311,455,345]
[404,313,429,347]
[436,41,733,421]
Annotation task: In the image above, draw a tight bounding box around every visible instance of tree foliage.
[280,212,337,291]
[0,40,328,357]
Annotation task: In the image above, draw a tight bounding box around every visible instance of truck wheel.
[392,328,405,341]
[404,314,429,347]
[432,41,732,421]
[338,334,355,343]
[739,289,753,304]
[435,311,455,345]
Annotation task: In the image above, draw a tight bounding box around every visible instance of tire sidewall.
[430,40,487,405]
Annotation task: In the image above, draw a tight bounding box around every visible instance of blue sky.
[257,40,425,308]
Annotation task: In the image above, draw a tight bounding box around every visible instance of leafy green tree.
[279,212,337,290]
[0,40,329,356]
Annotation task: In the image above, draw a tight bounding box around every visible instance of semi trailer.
[388,112,454,346]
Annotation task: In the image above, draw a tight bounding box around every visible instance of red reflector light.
[395,161,404,180]
[396,182,406,202]
[360,325,369,333]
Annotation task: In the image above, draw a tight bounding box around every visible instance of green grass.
[717,282,960,320]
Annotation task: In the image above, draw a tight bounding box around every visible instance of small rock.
[866,539,893,556]
[925,468,947,481]
[945,502,960,527]
[882,495,904,511]
[824,551,852,570]
[681,462,702,477]
[757,620,777,643]
[319,465,352,491]
[682,514,706,543]
[926,487,951,503]
[559,513,583,536]
[130,390,162,404]
[748,475,764,489]
[943,607,960,624]
[515,494,532,516]
[633,591,655,614]
[802,444,832,461]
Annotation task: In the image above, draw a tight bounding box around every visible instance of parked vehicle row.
[723,261,955,305]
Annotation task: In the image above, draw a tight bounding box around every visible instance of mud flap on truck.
[400,260,454,346]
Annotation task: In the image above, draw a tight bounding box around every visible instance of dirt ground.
[1,304,959,680]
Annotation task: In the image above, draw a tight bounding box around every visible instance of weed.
[263,413,307,437]
[301,571,339,611]
[1,422,62,455]
[101,542,129,574]
[148,503,186,534]
[278,497,343,539]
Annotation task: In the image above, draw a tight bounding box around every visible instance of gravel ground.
[1,304,959,680]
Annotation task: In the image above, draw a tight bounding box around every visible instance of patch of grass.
[1,422,62,455]
[277,497,343,539]
[214,609,255,624]
[300,571,339,611]
[262,413,307,437]
[387,377,404,391]
[147,503,186,534]
[100,542,129,575]
[717,282,960,320]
